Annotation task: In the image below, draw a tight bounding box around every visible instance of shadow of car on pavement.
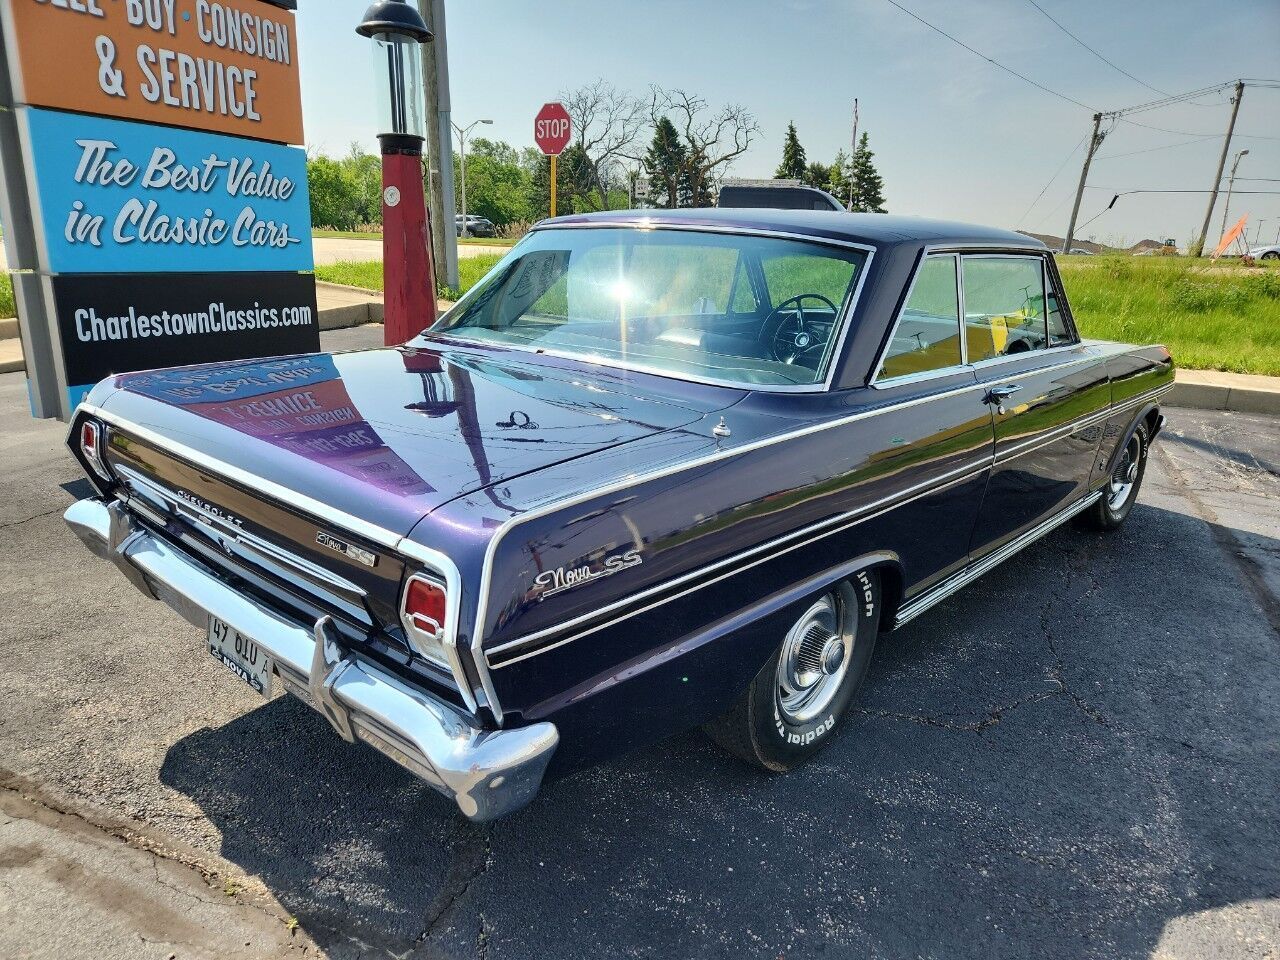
[159,502,1280,959]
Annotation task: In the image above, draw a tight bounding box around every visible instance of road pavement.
[0,347,1276,959]
[311,236,508,266]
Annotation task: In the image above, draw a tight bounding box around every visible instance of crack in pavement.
[416,823,493,949]
[856,687,1062,733]
[0,507,62,531]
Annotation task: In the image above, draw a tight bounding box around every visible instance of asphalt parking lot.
[1,354,1277,959]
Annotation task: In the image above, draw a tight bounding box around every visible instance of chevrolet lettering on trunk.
[64,210,1172,820]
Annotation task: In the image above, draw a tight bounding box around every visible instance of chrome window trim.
[482,381,1171,667]
[871,244,1081,390]
[870,252,962,386]
[426,221,877,395]
[76,403,482,716]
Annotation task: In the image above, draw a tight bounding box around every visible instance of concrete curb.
[1166,369,1280,416]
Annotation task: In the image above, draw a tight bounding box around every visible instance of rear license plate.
[208,617,272,697]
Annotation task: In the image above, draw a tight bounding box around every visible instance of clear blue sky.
[300,0,1280,246]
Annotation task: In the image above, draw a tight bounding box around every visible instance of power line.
[1015,134,1086,227]
[1021,0,1169,97]
[880,0,1095,111]
[1093,136,1217,161]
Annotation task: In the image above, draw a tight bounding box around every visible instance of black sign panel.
[51,272,320,399]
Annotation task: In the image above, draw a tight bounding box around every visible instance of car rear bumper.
[64,497,558,821]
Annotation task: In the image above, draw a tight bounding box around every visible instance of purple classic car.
[64,210,1172,820]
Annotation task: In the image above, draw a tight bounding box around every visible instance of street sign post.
[534,102,571,217]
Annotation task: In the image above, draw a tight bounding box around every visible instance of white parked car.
[1248,244,1280,261]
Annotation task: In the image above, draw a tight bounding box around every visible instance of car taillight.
[400,573,450,669]
[80,420,111,480]
[405,576,447,636]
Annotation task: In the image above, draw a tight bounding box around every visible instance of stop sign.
[534,102,572,156]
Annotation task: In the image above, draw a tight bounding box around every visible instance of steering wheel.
[763,293,840,364]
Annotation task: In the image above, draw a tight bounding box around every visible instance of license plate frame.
[207,616,273,698]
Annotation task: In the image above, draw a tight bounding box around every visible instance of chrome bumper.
[64,497,557,821]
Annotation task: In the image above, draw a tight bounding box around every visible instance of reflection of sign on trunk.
[118,355,433,496]
[0,0,304,145]
[51,271,319,409]
[25,109,312,274]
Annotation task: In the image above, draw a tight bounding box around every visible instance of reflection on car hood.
[97,343,736,536]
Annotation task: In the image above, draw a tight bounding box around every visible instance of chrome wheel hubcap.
[1108,434,1142,509]
[777,592,851,724]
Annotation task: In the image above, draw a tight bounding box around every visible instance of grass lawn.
[1058,257,1280,376]
[312,229,516,247]
[315,254,505,301]
[0,273,14,319]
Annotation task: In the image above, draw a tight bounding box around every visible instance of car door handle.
[985,384,1022,414]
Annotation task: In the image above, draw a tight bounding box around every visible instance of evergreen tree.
[847,132,887,213]
[642,117,688,209]
[775,122,808,181]
[825,149,851,207]
[804,161,832,191]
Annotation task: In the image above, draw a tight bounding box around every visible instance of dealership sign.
[0,0,304,144]
[24,109,312,274]
[0,0,315,421]
[51,271,318,408]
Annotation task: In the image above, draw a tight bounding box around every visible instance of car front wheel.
[1262,251,1279,260]
[1079,421,1150,531]
[705,571,880,772]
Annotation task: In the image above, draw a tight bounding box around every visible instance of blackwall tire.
[1079,421,1150,531]
[705,570,881,772]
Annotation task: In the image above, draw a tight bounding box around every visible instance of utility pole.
[1218,147,1249,241]
[420,0,459,290]
[1062,113,1105,254]
[847,98,858,210]
[453,119,492,238]
[1195,79,1245,257]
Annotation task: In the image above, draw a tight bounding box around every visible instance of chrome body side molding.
[893,489,1104,629]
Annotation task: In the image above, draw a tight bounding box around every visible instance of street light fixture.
[1219,148,1250,244]
[357,0,436,346]
[452,119,492,239]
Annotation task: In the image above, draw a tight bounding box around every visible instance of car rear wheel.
[1261,251,1279,260]
[1079,421,1150,531]
[705,571,880,772]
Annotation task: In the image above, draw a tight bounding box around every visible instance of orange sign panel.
[2,0,304,145]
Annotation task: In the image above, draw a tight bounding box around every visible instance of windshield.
[427,227,868,387]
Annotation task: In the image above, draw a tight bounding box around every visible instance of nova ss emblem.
[533,549,642,601]
[316,531,378,568]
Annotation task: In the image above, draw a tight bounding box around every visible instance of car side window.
[1045,270,1074,347]
[961,256,1048,361]
[877,254,962,380]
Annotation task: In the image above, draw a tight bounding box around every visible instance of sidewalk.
[0,772,315,960]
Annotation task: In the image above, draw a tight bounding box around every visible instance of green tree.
[531,143,595,218]
[452,138,534,226]
[824,149,851,207]
[804,160,832,191]
[847,132,887,213]
[305,145,383,230]
[642,116,688,208]
[775,122,808,180]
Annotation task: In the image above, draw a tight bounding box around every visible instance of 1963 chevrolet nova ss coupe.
[64,210,1172,820]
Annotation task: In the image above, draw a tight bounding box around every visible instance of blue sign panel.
[25,109,313,274]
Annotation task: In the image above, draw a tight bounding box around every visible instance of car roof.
[539,208,1045,250]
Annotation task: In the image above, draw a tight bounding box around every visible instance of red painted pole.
[380,135,437,346]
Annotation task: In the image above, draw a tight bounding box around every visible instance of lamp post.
[1219,148,1249,243]
[1252,219,1271,246]
[452,119,492,239]
[357,0,436,346]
